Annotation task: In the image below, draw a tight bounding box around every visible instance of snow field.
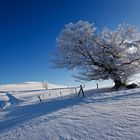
[0,82,140,140]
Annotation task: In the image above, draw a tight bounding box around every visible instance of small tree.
[42,81,48,90]
[53,21,140,89]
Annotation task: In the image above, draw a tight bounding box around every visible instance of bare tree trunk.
[113,79,126,90]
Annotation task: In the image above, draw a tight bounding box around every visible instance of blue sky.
[0,0,140,85]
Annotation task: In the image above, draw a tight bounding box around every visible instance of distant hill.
[0,81,67,92]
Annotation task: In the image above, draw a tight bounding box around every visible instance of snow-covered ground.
[0,82,140,140]
[0,81,68,109]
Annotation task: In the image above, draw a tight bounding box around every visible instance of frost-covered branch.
[53,21,140,88]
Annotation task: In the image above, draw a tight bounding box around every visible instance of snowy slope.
[0,81,68,109]
[0,84,140,140]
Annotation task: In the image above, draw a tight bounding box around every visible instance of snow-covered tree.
[53,21,140,88]
[42,81,48,90]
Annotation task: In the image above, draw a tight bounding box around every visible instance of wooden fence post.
[0,104,2,110]
[38,95,42,103]
[70,88,71,94]
[78,85,85,97]
[75,88,77,93]
[16,100,19,105]
[96,83,99,89]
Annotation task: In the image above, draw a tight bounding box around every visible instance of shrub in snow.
[53,21,140,89]
[126,83,138,89]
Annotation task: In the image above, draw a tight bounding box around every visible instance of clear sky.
[0,0,140,85]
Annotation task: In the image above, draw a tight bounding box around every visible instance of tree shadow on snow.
[6,93,23,105]
[0,95,84,132]
[0,88,140,132]
[85,88,140,103]
[0,92,23,110]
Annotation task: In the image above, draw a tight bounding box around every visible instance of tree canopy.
[53,21,140,88]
